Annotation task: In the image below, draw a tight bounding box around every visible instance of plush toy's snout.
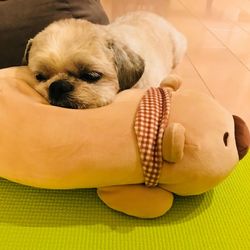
[233,115,250,160]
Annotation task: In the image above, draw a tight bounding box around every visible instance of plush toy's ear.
[108,39,145,91]
[160,74,182,91]
[162,123,185,163]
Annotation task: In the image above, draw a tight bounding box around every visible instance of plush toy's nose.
[233,115,250,160]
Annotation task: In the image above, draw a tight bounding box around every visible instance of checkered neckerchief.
[134,88,171,187]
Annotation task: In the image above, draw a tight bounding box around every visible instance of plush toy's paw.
[97,184,174,218]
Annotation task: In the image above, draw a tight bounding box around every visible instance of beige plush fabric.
[0,67,144,189]
[0,67,248,218]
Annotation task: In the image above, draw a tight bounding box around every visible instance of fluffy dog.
[23,11,187,109]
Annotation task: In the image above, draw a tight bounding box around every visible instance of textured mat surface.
[0,152,249,250]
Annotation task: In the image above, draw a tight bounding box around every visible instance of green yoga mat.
[0,152,249,250]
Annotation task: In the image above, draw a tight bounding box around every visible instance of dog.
[23,11,187,109]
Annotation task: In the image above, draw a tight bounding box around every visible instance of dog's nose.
[49,80,74,100]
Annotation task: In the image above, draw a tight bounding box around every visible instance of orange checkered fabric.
[134,88,171,187]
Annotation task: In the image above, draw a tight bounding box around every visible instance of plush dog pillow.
[0,67,249,218]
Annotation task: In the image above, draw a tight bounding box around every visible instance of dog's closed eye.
[35,73,48,82]
[79,71,102,83]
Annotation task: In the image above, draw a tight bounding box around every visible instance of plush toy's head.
[159,85,250,196]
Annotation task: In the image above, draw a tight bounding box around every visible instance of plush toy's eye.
[223,132,229,146]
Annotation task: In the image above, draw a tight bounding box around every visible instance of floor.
[101,0,250,126]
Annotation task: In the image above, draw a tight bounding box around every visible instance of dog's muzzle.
[49,80,74,102]
[48,80,75,108]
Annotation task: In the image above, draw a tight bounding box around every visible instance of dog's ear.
[108,40,145,91]
[22,39,33,65]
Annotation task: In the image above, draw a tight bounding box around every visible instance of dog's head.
[23,19,145,109]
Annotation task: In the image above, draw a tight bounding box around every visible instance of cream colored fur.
[25,11,187,109]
